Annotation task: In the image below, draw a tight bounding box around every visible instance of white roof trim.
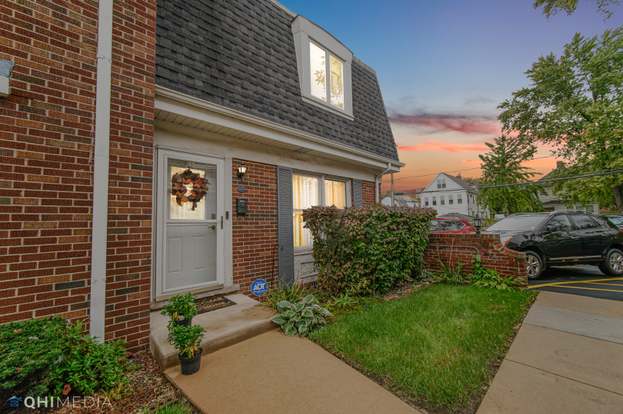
[155,86,402,171]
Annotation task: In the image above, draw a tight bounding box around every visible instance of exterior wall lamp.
[0,60,15,98]
[237,165,247,180]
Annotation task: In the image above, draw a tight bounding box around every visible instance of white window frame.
[291,16,353,119]
[292,172,352,252]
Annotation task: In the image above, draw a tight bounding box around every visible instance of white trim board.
[155,86,402,172]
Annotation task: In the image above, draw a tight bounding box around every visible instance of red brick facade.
[231,159,278,295]
[0,0,156,350]
[104,0,156,350]
[424,234,528,284]
[362,180,376,206]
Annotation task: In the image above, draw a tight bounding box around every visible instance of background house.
[381,193,418,207]
[538,162,600,214]
[420,173,480,217]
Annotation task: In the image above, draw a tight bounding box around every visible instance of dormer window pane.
[309,42,327,102]
[330,55,344,109]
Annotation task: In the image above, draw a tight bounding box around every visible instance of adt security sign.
[250,278,269,297]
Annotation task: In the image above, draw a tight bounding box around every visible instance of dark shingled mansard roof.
[156,0,399,161]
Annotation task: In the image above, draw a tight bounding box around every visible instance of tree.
[499,28,623,210]
[478,135,543,216]
[534,0,619,17]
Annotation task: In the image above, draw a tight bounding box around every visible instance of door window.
[168,160,217,221]
[545,215,572,232]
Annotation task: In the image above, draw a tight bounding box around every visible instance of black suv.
[485,212,623,279]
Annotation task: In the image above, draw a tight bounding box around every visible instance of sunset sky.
[280,0,623,191]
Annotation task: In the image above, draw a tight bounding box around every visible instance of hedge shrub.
[0,317,128,400]
[303,205,435,295]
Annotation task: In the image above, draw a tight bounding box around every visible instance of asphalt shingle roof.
[156,0,399,161]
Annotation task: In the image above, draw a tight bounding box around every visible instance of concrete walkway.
[165,329,419,414]
[478,291,623,414]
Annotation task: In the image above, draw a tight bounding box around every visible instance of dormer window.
[309,41,344,109]
[292,16,353,118]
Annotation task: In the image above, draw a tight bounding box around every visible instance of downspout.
[375,163,394,204]
[89,0,114,341]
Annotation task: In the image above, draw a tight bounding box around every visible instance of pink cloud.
[390,113,501,135]
[398,140,489,153]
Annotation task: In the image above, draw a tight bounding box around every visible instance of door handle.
[220,216,223,229]
[209,224,216,230]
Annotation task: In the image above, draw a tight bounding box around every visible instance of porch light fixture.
[237,165,247,180]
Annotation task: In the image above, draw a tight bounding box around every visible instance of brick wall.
[362,180,376,206]
[232,159,278,295]
[0,1,99,325]
[0,0,156,351]
[104,0,156,350]
[424,234,528,284]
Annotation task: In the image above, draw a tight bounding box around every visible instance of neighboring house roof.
[421,173,477,193]
[156,0,398,161]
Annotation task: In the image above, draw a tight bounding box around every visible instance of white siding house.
[420,173,480,217]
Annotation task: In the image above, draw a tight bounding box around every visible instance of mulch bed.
[196,295,234,315]
[45,352,196,414]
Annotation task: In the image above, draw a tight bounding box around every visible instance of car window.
[487,215,546,232]
[544,215,572,232]
[570,214,601,230]
[431,220,464,231]
[607,216,623,227]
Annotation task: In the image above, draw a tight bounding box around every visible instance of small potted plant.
[169,324,205,375]
[161,293,198,327]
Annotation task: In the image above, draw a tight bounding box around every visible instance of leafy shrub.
[161,293,198,324]
[272,295,332,336]
[434,262,469,284]
[471,257,518,290]
[264,282,310,310]
[0,317,128,399]
[304,206,435,295]
[168,324,204,359]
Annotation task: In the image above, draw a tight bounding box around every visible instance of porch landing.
[150,294,275,369]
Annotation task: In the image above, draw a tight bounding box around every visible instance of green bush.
[0,317,128,399]
[471,257,518,290]
[303,205,435,295]
[161,293,198,324]
[272,295,332,336]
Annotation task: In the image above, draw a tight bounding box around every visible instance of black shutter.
[352,179,363,207]
[277,167,294,285]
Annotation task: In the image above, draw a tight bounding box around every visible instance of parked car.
[485,212,623,279]
[602,214,623,230]
[430,217,476,234]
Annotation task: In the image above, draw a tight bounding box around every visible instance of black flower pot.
[179,348,202,375]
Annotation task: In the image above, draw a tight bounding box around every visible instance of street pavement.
[529,265,623,302]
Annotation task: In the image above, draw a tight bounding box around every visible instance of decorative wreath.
[171,168,208,211]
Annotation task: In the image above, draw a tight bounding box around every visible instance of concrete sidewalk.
[478,291,623,414]
[165,330,420,414]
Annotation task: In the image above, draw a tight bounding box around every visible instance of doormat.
[196,295,235,315]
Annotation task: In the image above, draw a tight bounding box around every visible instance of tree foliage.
[499,29,623,209]
[478,135,543,215]
[534,0,619,17]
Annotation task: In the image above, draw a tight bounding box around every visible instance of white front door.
[156,149,224,298]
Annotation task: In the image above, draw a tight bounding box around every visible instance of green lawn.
[311,284,536,413]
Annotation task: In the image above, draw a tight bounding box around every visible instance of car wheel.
[601,248,623,276]
[525,251,544,280]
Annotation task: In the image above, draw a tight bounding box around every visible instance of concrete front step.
[150,294,276,369]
